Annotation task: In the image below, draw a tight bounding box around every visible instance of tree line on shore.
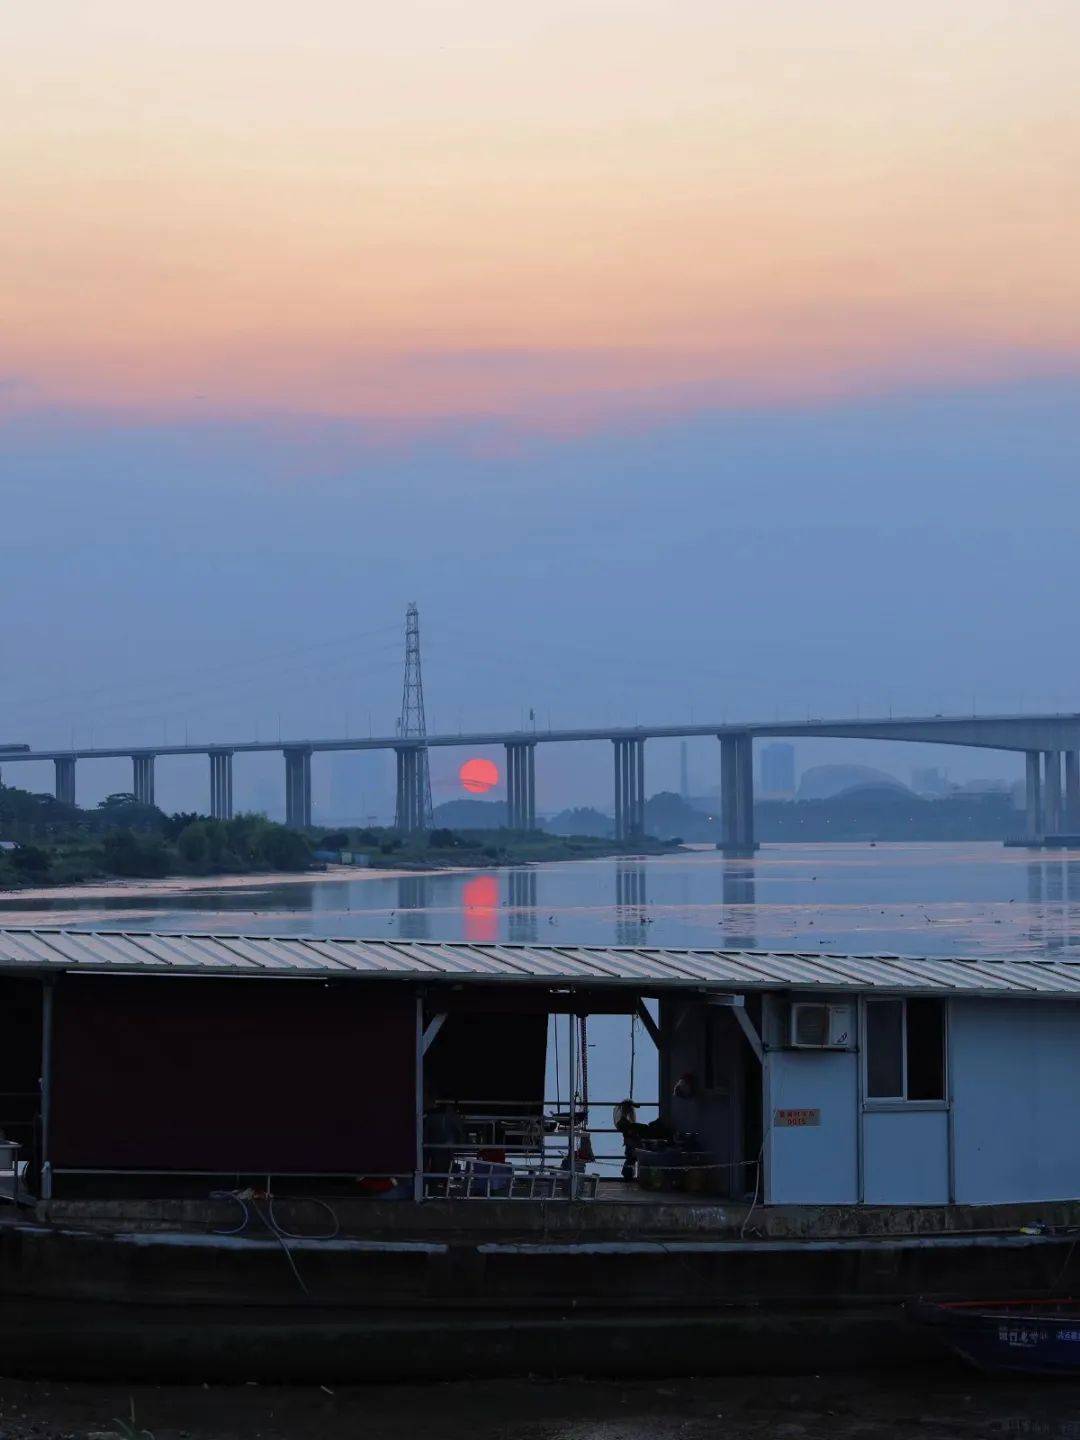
[0,782,656,889]
[0,784,310,885]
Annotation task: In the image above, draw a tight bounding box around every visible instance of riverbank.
[0,1365,1055,1440]
[0,865,388,905]
[355,831,678,871]
[0,842,678,906]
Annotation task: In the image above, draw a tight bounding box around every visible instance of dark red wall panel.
[51,977,416,1174]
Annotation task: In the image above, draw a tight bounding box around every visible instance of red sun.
[460,757,499,794]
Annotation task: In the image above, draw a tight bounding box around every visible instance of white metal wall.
[764,1048,859,1204]
[767,995,1080,1207]
[951,998,1080,1204]
[861,1109,949,1204]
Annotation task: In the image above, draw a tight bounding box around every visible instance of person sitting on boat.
[613,1102,681,1181]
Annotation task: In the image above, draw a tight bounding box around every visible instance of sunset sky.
[2,1,1079,814]
[5,0,1078,424]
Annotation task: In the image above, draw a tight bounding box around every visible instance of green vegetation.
[0,782,312,890]
[309,823,676,870]
[0,778,676,891]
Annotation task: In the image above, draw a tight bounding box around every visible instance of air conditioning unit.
[789,1002,853,1049]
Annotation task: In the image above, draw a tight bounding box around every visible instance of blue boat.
[915,1299,1080,1375]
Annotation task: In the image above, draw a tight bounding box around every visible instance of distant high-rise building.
[761,742,796,797]
[912,766,949,797]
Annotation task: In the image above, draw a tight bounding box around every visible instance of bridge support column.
[527,743,536,830]
[505,744,518,829]
[504,743,537,830]
[131,754,155,808]
[209,750,234,821]
[636,738,645,840]
[284,746,312,829]
[395,747,428,833]
[612,738,645,842]
[720,736,737,849]
[1025,751,1043,839]
[613,742,625,840]
[719,733,757,855]
[54,757,76,808]
[1065,752,1080,833]
[395,749,406,831]
[410,749,424,832]
[1044,751,1063,836]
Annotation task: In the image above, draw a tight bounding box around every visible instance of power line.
[0,622,403,720]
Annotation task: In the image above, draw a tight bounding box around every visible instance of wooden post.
[414,992,424,1202]
[40,979,54,1201]
[567,1001,576,1198]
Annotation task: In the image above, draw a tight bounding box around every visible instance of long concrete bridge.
[3,714,1080,851]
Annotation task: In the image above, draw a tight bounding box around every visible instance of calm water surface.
[5,841,1080,957]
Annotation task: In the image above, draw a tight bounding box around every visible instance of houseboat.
[0,927,1078,1379]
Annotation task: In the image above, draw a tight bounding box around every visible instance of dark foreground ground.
[2,1368,1079,1440]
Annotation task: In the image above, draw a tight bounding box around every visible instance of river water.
[5,841,1080,956]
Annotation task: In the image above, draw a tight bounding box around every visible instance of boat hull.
[2,1212,1079,1379]
[0,1297,941,1382]
[914,1301,1080,1376]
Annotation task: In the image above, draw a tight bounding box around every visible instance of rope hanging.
[553,1011,561,1110]
[578,1014,589,1112]
[576,1013,595,1164]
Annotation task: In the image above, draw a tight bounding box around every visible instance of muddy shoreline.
[0,864,447,906]
[0,845,681,909]
[0,1369,1077,1440]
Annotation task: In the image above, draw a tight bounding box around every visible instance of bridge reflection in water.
[721,862,757,952]
[1025,857,1080,955]
[361,858,761,952]
[615,862,648,947]
[397,876,431,941]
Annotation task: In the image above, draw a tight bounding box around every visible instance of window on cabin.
[865,998,945,1102]
[866,999,903,1098]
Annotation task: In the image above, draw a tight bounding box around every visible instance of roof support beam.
[707,993,764,1065]
[635,1000,661,1049]
[422,1013,446,1055]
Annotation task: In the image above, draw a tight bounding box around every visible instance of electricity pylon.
[396,602,433,829]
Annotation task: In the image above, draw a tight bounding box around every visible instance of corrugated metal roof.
[0,928,1078,997]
